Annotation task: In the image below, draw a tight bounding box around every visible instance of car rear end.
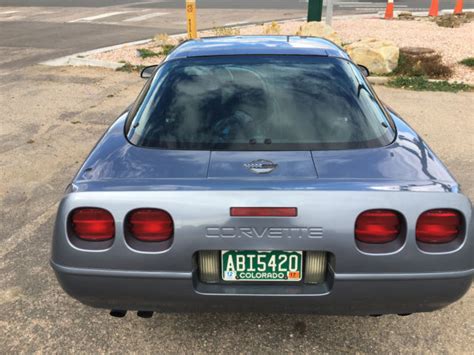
[51,179,473,315]
[51,38,473,315]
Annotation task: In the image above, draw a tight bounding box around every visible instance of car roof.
[166,36,350,61]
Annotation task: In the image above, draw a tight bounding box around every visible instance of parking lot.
[0,64,472,353]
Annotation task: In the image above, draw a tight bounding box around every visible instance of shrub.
[434,13,474,28]
[393,51,452,79]
[263,21,281,35]
[153,33,170,44]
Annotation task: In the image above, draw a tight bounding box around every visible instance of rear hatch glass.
[127,55,395,151]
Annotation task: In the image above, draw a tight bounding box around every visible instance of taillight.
[416,209,462,244]
[71,208,115,241]
[230,207,297,217]
[127,209,173,242]
[355,210,402,243]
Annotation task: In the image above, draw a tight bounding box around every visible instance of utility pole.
[307,0,323,22]
[326,0,334,25]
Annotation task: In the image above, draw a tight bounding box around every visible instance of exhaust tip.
[110,309,127,318]
[137,311,154,318]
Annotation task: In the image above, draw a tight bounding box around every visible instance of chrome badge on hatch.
[243,159,278,174]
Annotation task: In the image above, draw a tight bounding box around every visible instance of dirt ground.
[0,65,473,353]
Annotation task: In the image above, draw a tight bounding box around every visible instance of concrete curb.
[377,9,474,17]
[41,38,155,68]
[368,76,390,85]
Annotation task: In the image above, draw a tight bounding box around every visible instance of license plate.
[221,250,303,282]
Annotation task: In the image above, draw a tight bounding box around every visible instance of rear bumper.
[51,260,473,315]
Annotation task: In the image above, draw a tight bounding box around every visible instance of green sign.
[308,0,323,22]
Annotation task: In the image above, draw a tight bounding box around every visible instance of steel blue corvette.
[51,36,473,317]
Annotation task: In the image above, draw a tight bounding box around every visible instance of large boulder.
[345,38,399,74]
[296,22,343,46]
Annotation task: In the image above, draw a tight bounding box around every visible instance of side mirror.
[141,65,158,79]
[358,64,370,77]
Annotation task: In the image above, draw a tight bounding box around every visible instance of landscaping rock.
[345,38,399,74]
[296,22,342,46]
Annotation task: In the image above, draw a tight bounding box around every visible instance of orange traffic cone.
[454,0,463,14]
[429,0,439,17]
[384,0,394,19]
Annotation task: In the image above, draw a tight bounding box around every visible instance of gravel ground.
[0,65,473,353]
[92,16,474,84]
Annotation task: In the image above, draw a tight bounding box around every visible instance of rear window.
[127,56,395,150]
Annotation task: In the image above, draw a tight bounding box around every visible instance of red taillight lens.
[416,209,462,244]
[128,209,174,242]
[230,207,297,217]
[355,210,402,244]
[71,208,115,241]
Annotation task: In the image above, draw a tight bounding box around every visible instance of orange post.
[454,0,463,14]
[384,0,394,20]
[186,0,197,39]
[428,0,439,17]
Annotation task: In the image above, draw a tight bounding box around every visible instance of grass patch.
[388,76,472,92]
[137,48,161,59]
[116,61,145,73]
[393,51,452,79]
[460,57,474,68]
[137,44,176,58]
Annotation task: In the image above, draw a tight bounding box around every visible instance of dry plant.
[263,21,282,35]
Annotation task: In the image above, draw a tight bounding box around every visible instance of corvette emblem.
[243,159,278,174]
